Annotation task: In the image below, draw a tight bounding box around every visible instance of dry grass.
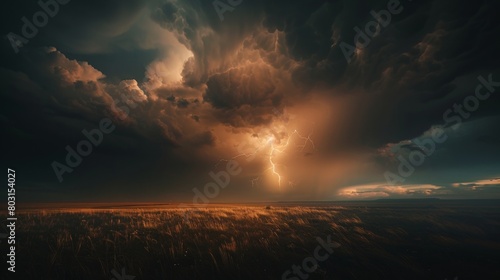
[2,202,500,279]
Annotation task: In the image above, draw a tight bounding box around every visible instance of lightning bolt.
[213,119,316,189]
[295,129,316,151]
[268,143,282,187]
[214,137,273,168]
[264,128,316,188]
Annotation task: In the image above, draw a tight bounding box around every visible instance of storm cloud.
[1,0,499,202]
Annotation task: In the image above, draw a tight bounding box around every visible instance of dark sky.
[1,0,500,202]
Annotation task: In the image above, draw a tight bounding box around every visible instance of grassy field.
[2,201,500,279]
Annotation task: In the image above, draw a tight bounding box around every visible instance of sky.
[1,0,500,203]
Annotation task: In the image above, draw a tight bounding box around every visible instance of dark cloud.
[1,0,500,201]
[191,114,200,122]
[176,98,189,108]
[187,130,216,147]
[204,63,279,109]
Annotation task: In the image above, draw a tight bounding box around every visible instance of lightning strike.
[264,127,316,188]
[294,129,316,151]
[268,143,282,188]
[213,122,316,190]
[214,137,273,168]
